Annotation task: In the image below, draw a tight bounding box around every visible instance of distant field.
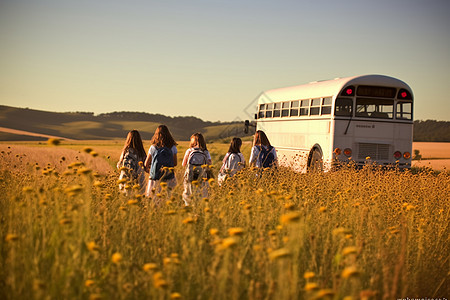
[412,142,450,159]
[412,142,450,170]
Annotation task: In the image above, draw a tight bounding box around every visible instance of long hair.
[122,130,146,160]
[189,132,207,151]
[228,137,242,153]
[253,130,271,147]
[150,125,177,148]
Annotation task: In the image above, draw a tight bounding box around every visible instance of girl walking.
[117,130,147,194]
[182,132,212,205]
[144,125,178,199]
[249,130,277,168]
[218,137,245,185]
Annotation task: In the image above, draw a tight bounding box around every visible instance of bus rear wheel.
[308,149,323,172]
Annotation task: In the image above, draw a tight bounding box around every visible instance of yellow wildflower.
[143,263,158,272]
[284,202,295,210]
[127,199,138,206]
[77,167,92,175]
[22,186,33,193]
[342,246,358,256]
[5,233,19,242]
[341,266,359,278]
[112,252,123,264]
[269,248,291,260]
[280,212,301,224]
[220,237,238,249]
[304,282,319,291]
[182,217,195,224]
[93,181,104,188]
[64,185,83,196]
[87,241,100,252]
[170,292,182,299]
[228,227,244,236]
[304,271,315,279]
[85,280,95,287]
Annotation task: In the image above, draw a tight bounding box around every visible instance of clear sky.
[1,0,449,122]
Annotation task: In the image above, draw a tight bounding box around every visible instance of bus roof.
[260,74,413,103]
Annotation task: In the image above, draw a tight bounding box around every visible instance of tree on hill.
[413,120,450,142]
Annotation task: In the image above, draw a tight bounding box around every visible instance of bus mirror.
[244,120,249,134]
[254,113,257,120]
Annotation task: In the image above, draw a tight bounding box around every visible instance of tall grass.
[0,145,449,299]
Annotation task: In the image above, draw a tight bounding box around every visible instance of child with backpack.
[117,130,147,194]
[144,125,178,199]
[182,132,212,205]
[249,130,277,168]
[218,137,245,185]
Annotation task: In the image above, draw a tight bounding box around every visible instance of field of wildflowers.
[1,141,449,299]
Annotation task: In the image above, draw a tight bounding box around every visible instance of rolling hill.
[0,105,250,141]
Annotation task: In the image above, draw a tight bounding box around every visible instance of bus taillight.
[397,89,412,100]
[403,152,411,159]
[394,151,402,159]
[343,148,352,157]
[341,86,355,96]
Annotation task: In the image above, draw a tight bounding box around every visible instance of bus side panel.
[258,119,332,172]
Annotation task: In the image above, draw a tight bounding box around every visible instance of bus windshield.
[355,98,393,119]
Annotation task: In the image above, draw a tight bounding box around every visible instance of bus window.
[273,103,281,117]
[321,97,332,115]
[258,104,265,119]
[300,99,309,116]
[335,98,353,116]
[310,98,320,115]
[281,102,290,117]
[265,103,273,118]
[396,102,412,120]
[290,101,299,116]
[356,98,393,119]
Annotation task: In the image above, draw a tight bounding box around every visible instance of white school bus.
[254,74,413,171]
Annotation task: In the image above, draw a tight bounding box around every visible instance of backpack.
[150,147,175,181]
[218,153,243,185]
[257,145,275,168]
[227,153,243,173]
[122,150,140,179]
[186,148,208,182]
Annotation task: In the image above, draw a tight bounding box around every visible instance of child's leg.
[146,179,158,197]
[182,180,192,206]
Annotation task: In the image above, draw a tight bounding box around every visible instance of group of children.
[117,125,277,205]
